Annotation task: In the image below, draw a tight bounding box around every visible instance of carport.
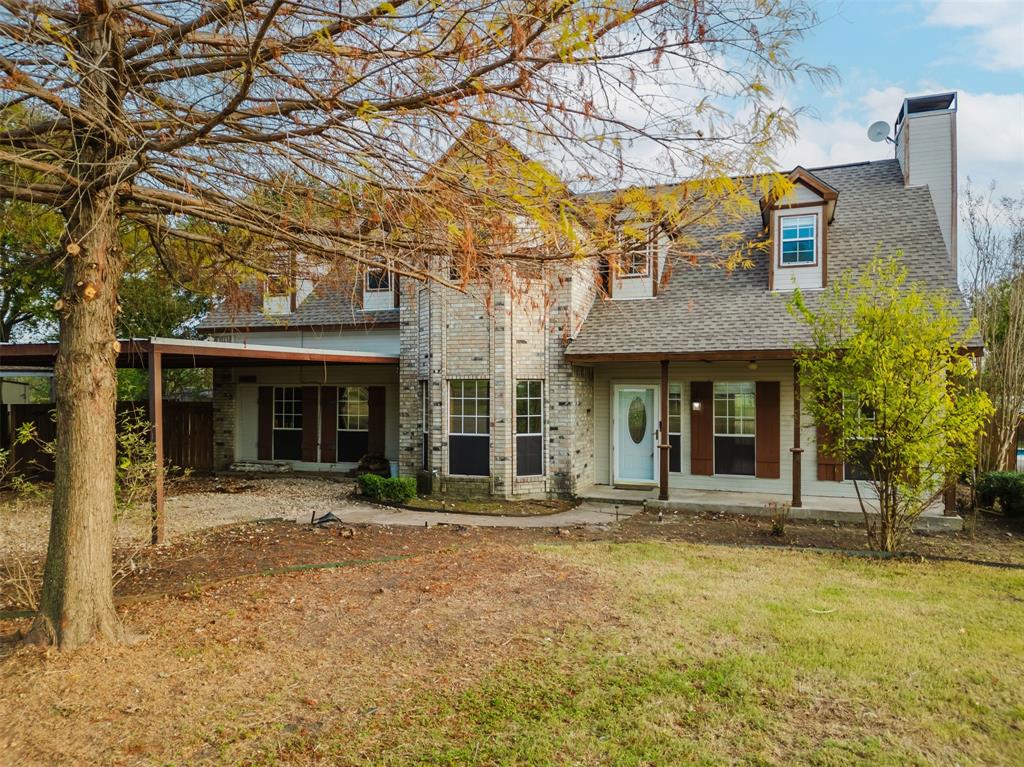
[0,337,399,544]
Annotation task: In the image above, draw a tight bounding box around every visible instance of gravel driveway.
[0,475,377,555]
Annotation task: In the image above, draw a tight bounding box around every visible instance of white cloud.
[779,87,1024,193]
[924,0,1024,71]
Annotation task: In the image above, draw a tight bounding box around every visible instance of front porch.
[577,484,961,531]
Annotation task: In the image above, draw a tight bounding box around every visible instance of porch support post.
[148,347,165,545]
[659,359,670,501]
[790,361,803,508]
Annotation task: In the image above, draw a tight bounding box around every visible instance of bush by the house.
[358,473,416,504]
[976,471,1024,517]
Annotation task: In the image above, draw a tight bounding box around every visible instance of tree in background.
[962,184,1024,472]
[791,256,991,552]
[0,0,830,648]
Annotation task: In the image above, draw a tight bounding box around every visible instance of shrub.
[358,472,385,499]
[380,477,416,504]
[976,472,1024,517]
[358,473,416,504]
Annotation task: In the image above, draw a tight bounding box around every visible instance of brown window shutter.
[690,381,713,475]
[816,402,843,481]
[257,386,273,460]
[368,386,386,456]
[392,273,400,308]
[755,381,781,478]
[320,386,337,463]
[301,386,319,462]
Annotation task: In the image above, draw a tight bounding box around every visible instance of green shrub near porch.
[977,471,1024,517]
[358,473,416,504]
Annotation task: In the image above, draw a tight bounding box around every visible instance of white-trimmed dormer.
[362,263,397,311]
[609,226,669,300]
[762,167,838,293]
[262,256,322,315]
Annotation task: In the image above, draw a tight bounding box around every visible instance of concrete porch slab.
[578,485,963,532]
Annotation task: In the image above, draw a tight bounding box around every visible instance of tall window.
[272,386,303,460]
[843,397,877,482]
[668,384,682,473]
[420,380,430,470]
[337,386,369,461]
[448,380,489,476]
[714,382,755,475]
[515,380,543,476]
[779,214,816,266]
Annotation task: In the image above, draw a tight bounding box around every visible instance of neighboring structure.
[197,92,972,506]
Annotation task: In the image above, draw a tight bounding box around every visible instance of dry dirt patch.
[0,543,608,766]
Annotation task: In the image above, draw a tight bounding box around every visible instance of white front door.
[614,385,658,484]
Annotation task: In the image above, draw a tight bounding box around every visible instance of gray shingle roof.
[566,159,972,358]
[199,275,398,331]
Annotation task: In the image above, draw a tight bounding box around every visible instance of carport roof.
[0,336,399,370]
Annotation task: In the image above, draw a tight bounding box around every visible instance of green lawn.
[289,543,1024,766]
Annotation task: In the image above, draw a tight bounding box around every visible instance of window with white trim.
[335,385,370,462]
[843,395,877,482]
[338,386,369,431]
[364,266,391,292]
[515,380,543,476]
[779,214,816,266]
[668,383,682,473]
[448,380,490,476]
[420,380,430,470]
[272,386,303,460]
[713,381,755,475]
[363,263,394,311]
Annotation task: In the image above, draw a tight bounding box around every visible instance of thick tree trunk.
[27,193,125,648]
[25,0,128,649]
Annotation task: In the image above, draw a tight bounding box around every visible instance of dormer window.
[365,266,391,292]
[362,263,396,311]
[263,272,295,315]
[622,245,651,277]
[779,214,817,266]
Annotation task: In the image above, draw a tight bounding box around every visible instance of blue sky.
[775,0,1024,198]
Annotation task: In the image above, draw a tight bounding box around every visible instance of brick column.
[211,367,236,470]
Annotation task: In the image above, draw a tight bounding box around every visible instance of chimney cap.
[895,92,957,132]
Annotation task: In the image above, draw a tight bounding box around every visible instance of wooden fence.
[2,400,213,479]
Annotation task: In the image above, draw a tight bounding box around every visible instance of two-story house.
[198,92,971,513]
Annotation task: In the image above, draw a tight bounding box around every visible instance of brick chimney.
[894,92,958,270]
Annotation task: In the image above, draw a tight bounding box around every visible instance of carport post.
[148,346,165,545]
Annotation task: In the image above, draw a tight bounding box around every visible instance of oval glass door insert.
[627,396,647,444]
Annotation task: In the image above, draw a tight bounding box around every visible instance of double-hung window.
[779,214,816,266]
[272,386,303,460]
[448,380,490,476]
[515,380,543,476]
[337,386,369,461]
[713,382,756,475]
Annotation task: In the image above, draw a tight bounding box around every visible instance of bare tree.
[962,183,1024,472]
[0,0,828,648]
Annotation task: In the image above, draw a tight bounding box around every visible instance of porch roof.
[0,336,399,370]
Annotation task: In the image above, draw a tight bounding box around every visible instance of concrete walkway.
[317,501,639,528]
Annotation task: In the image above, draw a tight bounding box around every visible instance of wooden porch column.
[790,361,803,508]
[148,347,165,545]
[659,359,670,501]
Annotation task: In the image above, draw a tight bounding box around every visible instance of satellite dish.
[867,120,891,143]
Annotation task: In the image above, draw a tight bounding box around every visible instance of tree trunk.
[26,193,125,648]
[25,0,128,649]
